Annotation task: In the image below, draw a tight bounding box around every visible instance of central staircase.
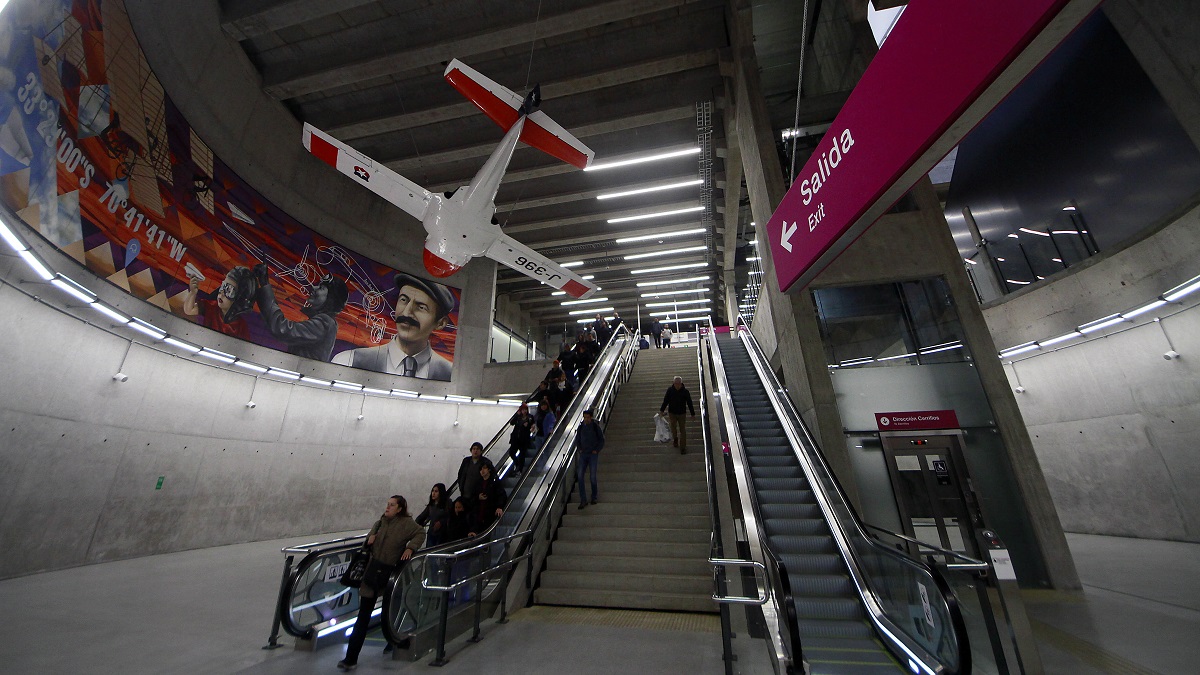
[534,345,715,613]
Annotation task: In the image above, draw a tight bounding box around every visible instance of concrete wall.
[0,245,512,579]
[986,205,1200,542]
[481,360,555,399]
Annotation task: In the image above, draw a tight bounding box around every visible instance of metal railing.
[264,533,370,647]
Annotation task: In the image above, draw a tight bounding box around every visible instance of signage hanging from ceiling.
[765,0,1101,292]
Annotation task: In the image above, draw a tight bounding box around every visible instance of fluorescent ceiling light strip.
[840,357,874,366]
[1062,205,1077,211]
[747,256,761,262]
[128,318,166,340]
[18,249,54,280]
[1078,313,1124,334]
[1121,299,1167,319]
[649,307,710,317]
[91,303,130,324]
[1038,332,1081,347]
[1051,230,1086,235]
[615,228,705,244]
[0,219,27,251]
[637,275,709,288]
[597,179,703,200]
[585,147,699,172]
[473,398,499,405]
[551,291,565,296]
[419,394,446,401]
[561,297,608,306]
[198,349,236,364]
[233,360,268,373]
[963,258,978,265]
[445,394,472,403]
[164,336,201,353]
[1018,227,1050,237]
[641,287,709,298]
[1006,279,1030,285]
[300,376,331,386]
[391,389,419,398]
[568,307,613,315]
[267,368,301,380]
[332,381,363,391]
[51,277,97,303]
[920,343,963,355]
[581,276,595,281]
[630,262,707,274]
[497,399,522,406]
[1163,275,1200,301]
[576,316,613,324]
[625,245,707,261]
[561,261,583,268]
[608,206,703,224]
[876,352,917,362]
[362,387,389,396]
[645,299,710,308]
[999,342,1039,358]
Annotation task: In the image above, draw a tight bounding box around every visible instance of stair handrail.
[703,324,803,674]
[734,317,970,675]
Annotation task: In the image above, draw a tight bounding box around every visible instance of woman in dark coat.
[415,483,450,547]
[445,497,472,542]
[469,463,507,536]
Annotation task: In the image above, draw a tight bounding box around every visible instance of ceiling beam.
[261,0,704,100]
[386,106,697,174]
[220,0,376,41]
[331,51,720,141]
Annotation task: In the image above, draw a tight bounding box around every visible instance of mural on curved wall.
[0,0,459,380]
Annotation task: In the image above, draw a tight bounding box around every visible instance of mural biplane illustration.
[302,59,599,299]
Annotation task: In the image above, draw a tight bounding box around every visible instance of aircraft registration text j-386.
[301,59,598,299]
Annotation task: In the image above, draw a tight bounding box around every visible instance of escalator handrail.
[863,524,990,569]
[703,324,802,673]
[734,317,970,675]
[275,537,369,639]
[379,328,637,645]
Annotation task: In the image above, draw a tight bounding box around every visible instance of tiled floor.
[0,531,1195,674]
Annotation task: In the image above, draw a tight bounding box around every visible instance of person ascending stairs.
[659,376,695,454]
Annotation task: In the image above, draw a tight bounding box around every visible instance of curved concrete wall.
[986,204,1200,542]
[0,238,512,578]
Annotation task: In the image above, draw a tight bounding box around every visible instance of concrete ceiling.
[220,0,863,333]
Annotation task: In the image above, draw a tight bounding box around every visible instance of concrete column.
[1104,0,1200,152]
[729,4,862,505]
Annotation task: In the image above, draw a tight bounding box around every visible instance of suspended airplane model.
[301,59,598,299]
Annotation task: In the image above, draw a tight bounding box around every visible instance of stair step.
[551,539,709,559]
[571,501,709,517]
[534,587,716,614]
[540,570,709,595]
[561,513,709,530]
[556,526,707,544]
[547,554,711,576]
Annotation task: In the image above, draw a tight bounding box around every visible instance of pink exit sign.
[765,0,1100,292]
[875,410,960,431]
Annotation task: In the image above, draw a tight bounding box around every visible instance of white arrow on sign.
[780,220,798,253]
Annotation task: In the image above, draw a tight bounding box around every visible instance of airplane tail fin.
[443,59,594,170]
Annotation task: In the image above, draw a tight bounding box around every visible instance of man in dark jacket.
[660,376,696,454]
[592,313,612,346]
[253,264,348,362]
[575,409,605,509]
[457,442,494,507]
[651,319,664,348]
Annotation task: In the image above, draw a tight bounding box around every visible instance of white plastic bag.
[653,413,672,443]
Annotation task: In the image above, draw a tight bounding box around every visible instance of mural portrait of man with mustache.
[332,273,455,380]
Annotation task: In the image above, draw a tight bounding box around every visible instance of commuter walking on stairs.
[339,495,424,671]
[575,409,605,509]
[660,376,695,454]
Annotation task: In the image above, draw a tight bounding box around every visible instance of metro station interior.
[0,0,1198,673]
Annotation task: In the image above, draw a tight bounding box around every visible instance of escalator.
[268,326,641,662]
[709,328,968,675]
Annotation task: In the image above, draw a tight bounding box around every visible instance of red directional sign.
[875,410,960,431]
[766,0,1099,292]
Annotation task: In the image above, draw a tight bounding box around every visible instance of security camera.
[1014,386,1026,394]
[1164,350,1180,360]
[245,401,256,409]
[113,373,128,382]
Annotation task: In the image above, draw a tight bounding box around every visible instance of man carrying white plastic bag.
[653,412,672,443]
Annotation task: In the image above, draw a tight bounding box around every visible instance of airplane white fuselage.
[419,116,527,278]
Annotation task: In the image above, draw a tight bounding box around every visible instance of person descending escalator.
[468,463,507,536]
[508,403,535,475]
[414,483,450,547]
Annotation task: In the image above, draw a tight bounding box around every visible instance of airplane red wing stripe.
[520,122,589,170]
[445,67,520,132]
[562,279,589,299]
[307,132,340,168]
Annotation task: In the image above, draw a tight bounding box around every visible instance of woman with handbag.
[338,495,425,671]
